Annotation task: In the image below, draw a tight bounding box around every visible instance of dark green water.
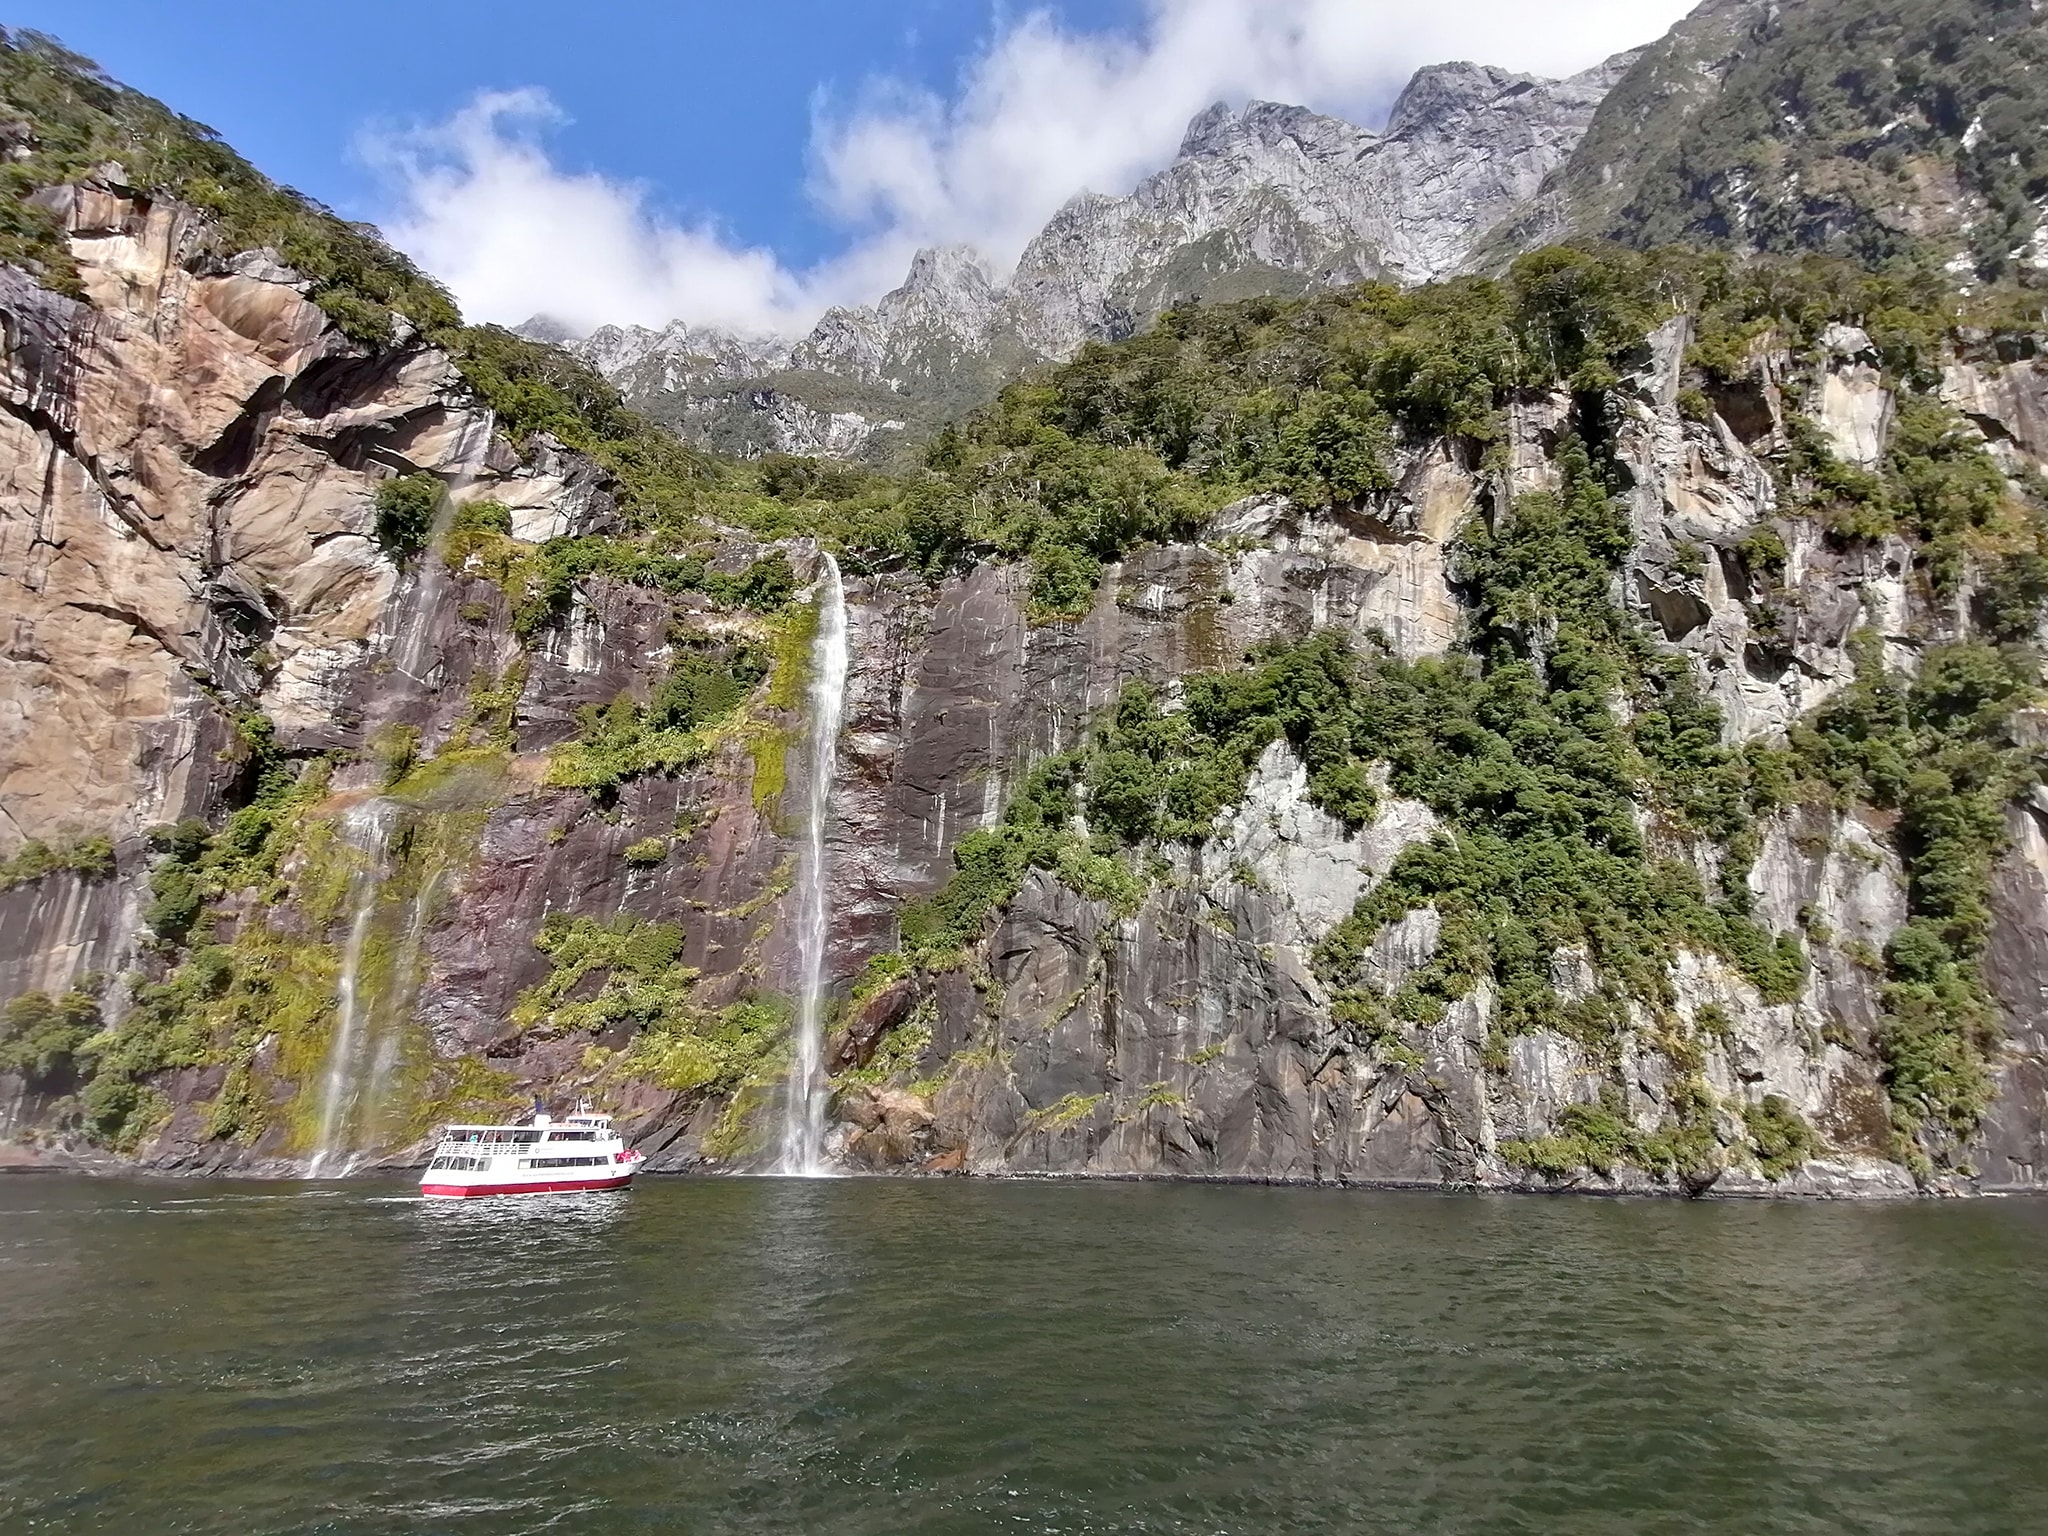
[3,1179,2046,1535]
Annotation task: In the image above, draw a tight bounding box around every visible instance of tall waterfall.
[778,554,850,1176]
[307,801,397,1177]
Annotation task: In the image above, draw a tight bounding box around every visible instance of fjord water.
[3,1180,2046,1535]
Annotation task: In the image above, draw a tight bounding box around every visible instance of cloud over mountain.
[366,0,1697,335]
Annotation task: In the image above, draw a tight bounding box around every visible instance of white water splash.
[778,554,850,1176]
[307,802,395,1177]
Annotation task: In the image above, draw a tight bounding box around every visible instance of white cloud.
[812,0,1700,275]
[367,0,1700,336]
[363,90,818,336]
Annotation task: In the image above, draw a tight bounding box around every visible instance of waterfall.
[778,554,850,1176]
[359,863,442,1151]
[306,802,395,1177]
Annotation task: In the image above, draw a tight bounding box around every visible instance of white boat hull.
[420,1110,644,1198]
[420,1166,639,1198]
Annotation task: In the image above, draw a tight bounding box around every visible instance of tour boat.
[420,1105,645,1198]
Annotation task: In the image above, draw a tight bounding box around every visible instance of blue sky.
[20,1,1140,265]
[17,1,1696,334]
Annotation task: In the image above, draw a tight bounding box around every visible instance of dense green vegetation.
[0,719,344,1152]
[896,437,1801,1075]
[682,247,2036,620]
[372,475,443,564]
[548,635,772,798]
[511,916,698,1038]
[866,243,2043,1180]
[0,987,99,1085]
[1500,1089,1717,1185]
[1788,639,2041,1163]
[143,716,309,944]
[509,914,787,1122]
[1769,381,2027,598]
[1555,0,2048,280]
[0,834,114,893]
[893,752,1150,964]
[1745,1093,1819,1180]
[1,970,237,1151]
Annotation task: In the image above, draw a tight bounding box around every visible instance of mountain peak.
[900,244,997,300]
[512,313,584,346]
[1177,101,1236,158]
[1386,61,1533,138]
[575,44,1649,456]
[1174,98,1375,167]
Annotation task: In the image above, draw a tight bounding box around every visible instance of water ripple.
[2,1179,2046,1534]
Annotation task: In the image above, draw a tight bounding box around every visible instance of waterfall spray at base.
[778,554,850,1176]
[306,801,404,1177]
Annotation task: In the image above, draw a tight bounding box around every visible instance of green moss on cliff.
[511,915,699,1038]
[507,916,788,1155]
[0,834,114,894]
[548,633,772,799]
[626,993,789,1096]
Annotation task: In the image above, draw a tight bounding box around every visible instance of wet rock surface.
[7,177,2048,1199]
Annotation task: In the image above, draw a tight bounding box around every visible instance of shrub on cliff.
[547,635,771,799]
[0,988,99,1084]
[372,475,443,564]
[0,834,115,892]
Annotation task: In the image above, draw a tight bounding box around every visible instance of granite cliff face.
[7,19,2048,1198]
[569,52,1638,461]
[9,166,2048,1198]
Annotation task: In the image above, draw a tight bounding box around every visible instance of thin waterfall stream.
[303,797,454,1176]
[778,553,850,1175]
[307,801,395,1176]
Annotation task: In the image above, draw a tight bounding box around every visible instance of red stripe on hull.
[421,1175,636,1198]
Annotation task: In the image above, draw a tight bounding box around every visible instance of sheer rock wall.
[7,181,2048,1195]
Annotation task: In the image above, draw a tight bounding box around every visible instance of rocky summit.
[5,4,2048,1198]
[568,50,1639,461]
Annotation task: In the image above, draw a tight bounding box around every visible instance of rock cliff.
[6,24,2048,1200]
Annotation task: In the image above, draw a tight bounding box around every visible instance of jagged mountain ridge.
[569,50,1640,460]
[1480,0,2048,277]
[579,0,2048,464]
